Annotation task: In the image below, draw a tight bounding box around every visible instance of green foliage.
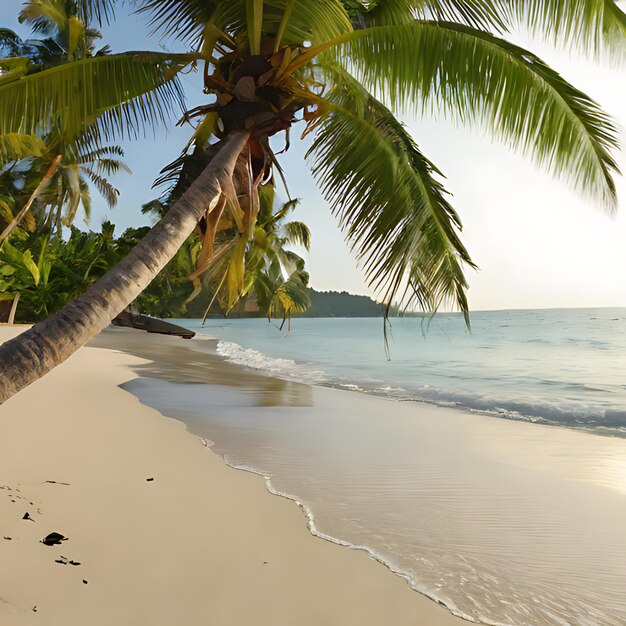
[144,142,312,321]
[0,2,191,155]
[0,133,46,163]
[0,223,197,321]
[0,237,43,301]
[36,143,130,231]
[499,0,626,58]
[0,7,135,239]
[0,206,311,322]
[0,162,38,236]
[0,29,58,67]
[193,185,312,319]
[345,0,626,58]
[136,0,353,48]
[0,52,191,149]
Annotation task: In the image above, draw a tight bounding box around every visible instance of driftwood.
[112,310,195,339]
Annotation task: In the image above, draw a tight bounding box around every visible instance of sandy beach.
[0,325,462,626]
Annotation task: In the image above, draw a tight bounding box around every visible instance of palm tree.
[0,2,129,240]
[242,190,311,322]
[31,143,130,234]
[0,134,46,234]
[0,26,61,65]
[0,0,624,403]
[200,185,311,320]
[18,0,112,61]
[142,173,311,320]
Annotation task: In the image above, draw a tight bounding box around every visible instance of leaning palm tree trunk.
[0,132,248,405]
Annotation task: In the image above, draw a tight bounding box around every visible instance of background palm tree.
[142,170,311,321]
[0,1,129,240]
[243,189,311,322]
[0,0,624,403]
[200,184,311,320]
[31,142,129,234]
[18,0,112,61]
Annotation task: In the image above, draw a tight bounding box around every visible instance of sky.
[1,2,626,312]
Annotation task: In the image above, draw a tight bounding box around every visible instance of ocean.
[113,309,626,625]
[195,308,626,433]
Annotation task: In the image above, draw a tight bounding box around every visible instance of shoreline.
[0,325,465,626]
[100,327,626,625]
[90,329,478,622]
[220,459,480,625]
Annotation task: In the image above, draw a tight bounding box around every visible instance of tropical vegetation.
[0,186,310,323]
[0,0,129,246]
[0,222,183,320]
[0,0,624,402]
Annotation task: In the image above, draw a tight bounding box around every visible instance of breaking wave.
[215,339,626,433]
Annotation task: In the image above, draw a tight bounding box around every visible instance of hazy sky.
[2,2,625,311]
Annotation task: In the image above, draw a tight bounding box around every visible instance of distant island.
[300,289,383,317]
[194,289,384,319]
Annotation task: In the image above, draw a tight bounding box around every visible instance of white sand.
[0,325,462,626]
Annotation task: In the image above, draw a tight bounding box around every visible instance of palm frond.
[199,233,248,311]
[0,52,192,146]
[141,198,168,220]
[360,0,508,30]
[68,16,87,59]
[61,164,82,226]
[19,0,68,35]
[0,29,61,64]
[0,133,46,163]
[0,195,36,233]
[333,20,620,209]
[87,157,132,177]
[0,29,25,57]
[363,0,626,56]
[0,57,32,86]
[0,195,15,225]
[257,182,276,222]
[268,269,310,317]
[283,220,310,249]
[136,0,352,49]
[276,247,304,272]
[135,0,219,46]
[75,0,116,25]
[269,198,299,223]
[84,169,120,207]
[308,71,475,319]
[247,0,264,54]
[267,0,353,46]
[76,144,125,162]
[508,0,626,58]
[79,176,92,222]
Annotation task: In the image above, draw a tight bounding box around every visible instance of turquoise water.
[179,308,626,433]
